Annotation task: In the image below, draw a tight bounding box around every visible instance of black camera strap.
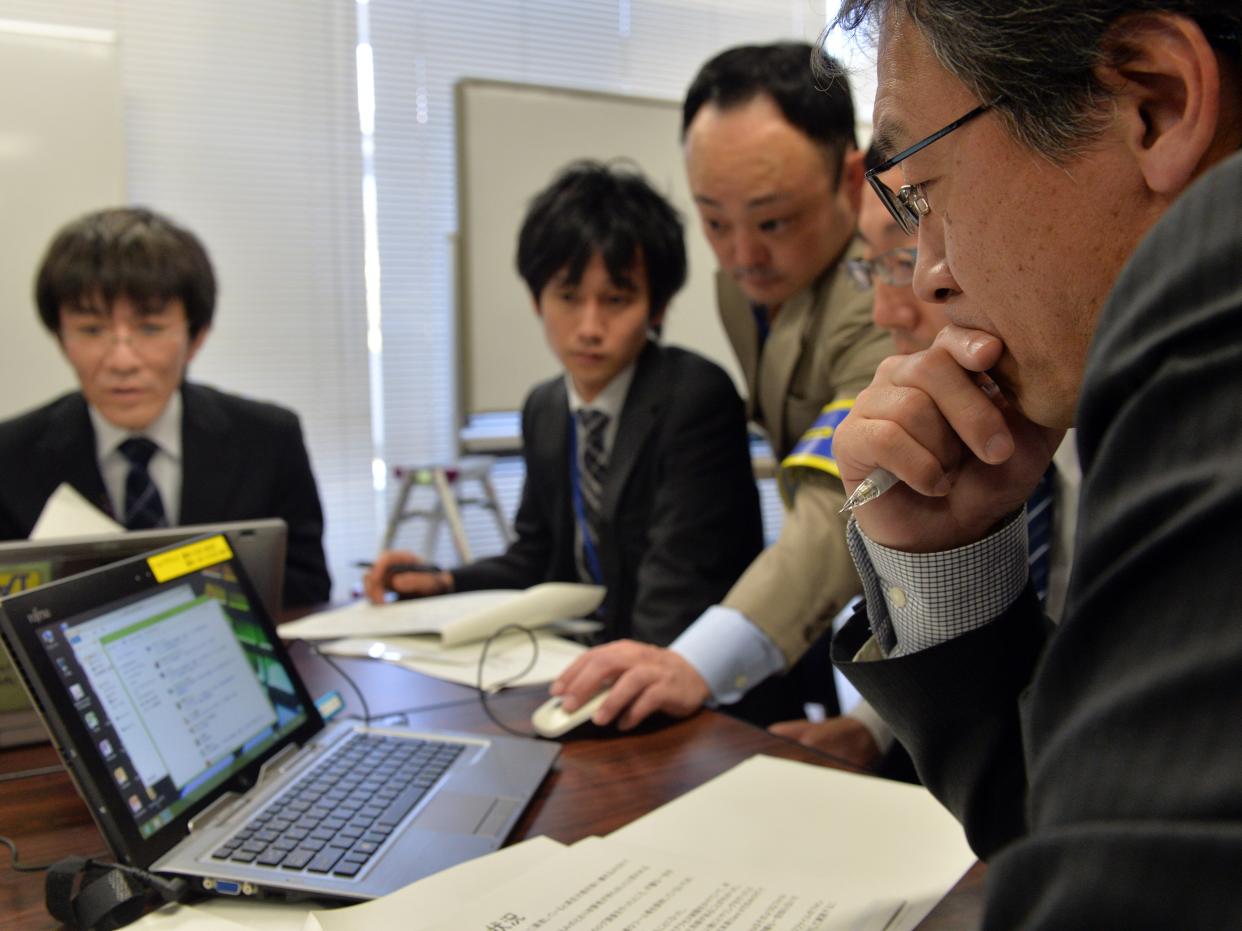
[46,856,188,931]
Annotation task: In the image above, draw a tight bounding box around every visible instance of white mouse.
[531,688,612,738]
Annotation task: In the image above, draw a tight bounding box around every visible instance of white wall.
[0,21,124,418]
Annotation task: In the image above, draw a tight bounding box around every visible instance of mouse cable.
[476,623,540,738]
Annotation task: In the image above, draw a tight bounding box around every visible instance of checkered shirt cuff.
[845,513,1028,657]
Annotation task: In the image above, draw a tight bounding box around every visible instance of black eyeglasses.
[865,99,1000,235]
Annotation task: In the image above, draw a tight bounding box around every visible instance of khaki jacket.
[717,243,894,664]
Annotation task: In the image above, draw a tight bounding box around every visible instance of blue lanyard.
[567,412,604,585]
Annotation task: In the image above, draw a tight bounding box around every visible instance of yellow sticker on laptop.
[147,535,234,583]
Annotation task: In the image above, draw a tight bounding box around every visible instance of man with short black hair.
[552,43,892,730]
[0,206,331,607]
[826,2,1242,924]
[367,161,762,648]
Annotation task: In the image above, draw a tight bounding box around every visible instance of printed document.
[611,755,975,931]
[422,836,902,931]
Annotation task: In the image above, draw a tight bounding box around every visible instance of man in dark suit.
[825,1,1242,925]
[0,207,331,607]
[365,161,762,651]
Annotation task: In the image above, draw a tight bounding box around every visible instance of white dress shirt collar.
[564,362,637,458]
[90,390,184,523]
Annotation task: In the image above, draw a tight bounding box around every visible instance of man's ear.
[1103,12,1223,194]
[648,306,666,337]
[187,326,210,363]
[838,147,866,213]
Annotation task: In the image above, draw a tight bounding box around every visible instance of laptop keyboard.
[210,732,465,878]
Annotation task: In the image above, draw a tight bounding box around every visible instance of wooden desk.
[1,648,983,929]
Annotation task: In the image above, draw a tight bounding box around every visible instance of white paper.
[276,583,604,646]
[611,754,976,931]
[129,901,275,930]
[425,836,903,931]
[304,836,567,931]
[194,899,315,931]
[321,630,588,689]
[30,482,123,539]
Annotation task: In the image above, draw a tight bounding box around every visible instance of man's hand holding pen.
[834,325,1062,552]
[361,550,455,603]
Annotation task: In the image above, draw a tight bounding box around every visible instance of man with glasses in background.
[771,151,1079,770]
[551,42,893,730]
[0,207,331,607]
[826,1,1242,924]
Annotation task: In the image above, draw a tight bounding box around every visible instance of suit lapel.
[178,384,241,524]
[40,394,115,520]
[758,287,815,456]
[603,344,661,520]
[538,378,571,521]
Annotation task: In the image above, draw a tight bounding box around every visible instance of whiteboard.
[455,79,741,417]
[0,22,125,420]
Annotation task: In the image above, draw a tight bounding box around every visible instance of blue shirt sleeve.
[671,605,786,704]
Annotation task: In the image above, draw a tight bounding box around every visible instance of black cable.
[476,623,540,737]
[0,834,54,872]
[0,764,64,783]
[340,694,485,728]
[310,644,373,725]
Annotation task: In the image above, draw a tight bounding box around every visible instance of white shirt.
[564,363,637,459]
[90,392,184,524]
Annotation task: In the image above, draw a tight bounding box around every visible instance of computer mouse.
[530,688,613,738]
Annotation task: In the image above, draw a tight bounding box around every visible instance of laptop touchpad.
[415,792,498,834]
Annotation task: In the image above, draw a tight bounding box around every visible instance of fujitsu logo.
[26,607,51,624]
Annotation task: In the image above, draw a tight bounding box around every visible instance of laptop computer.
[0,533,558,901]
[0,518,288,617]
[0,519,288,749]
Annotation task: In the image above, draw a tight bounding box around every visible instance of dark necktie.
[750,304,771,354]
[576,408,609,581]
[1026,467,1055,604]
[119,437,168,530]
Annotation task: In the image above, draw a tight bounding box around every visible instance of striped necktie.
[575,408,609,582]
[1026,467,1055,604]
[119,437,168,530]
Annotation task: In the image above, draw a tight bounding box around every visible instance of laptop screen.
[0,535,322,865]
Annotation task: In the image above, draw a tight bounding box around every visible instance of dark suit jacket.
[0,383,331,608]
[834,150,1242,927]
[452,342,763,647]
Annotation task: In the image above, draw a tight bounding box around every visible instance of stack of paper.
[291,754,975,931]
[276,583,604,689]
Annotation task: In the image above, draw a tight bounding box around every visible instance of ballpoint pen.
[840,372,1003,513]
[840,467,900,512]
[353,560,444,583]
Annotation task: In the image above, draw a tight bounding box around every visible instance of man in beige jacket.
[552,42,892,729]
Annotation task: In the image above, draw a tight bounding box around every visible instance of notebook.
[0,534,558,901]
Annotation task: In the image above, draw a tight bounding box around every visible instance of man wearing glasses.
[551,43,893,731]
[827,1,1242,924]
[0,207,331,608]
[772,152,1079,769]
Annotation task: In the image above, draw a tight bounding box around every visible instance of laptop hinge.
[188,790,247,834]
[187,742,306,835]
[254,741,306,790]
